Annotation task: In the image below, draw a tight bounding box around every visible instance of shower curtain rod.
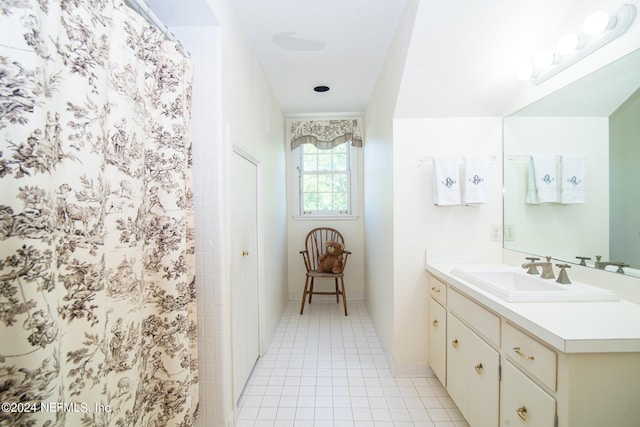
[125,0,177,42]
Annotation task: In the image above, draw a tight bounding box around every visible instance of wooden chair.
[299,227,351,316]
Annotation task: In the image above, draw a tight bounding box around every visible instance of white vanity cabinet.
[427,271,640,427]
[434,282,500,427]
[428,295,446,384]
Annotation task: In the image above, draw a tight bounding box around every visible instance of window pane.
[303,154,317,171]
[333,153,347,171]
[303,175,317,192]
[333,143,347,153]
[317,153,332,171]
[303,193,318,211]
[317,174,332,192]
[303,144,318,154]
[318,193,332,210]
[334,174,348,192]
[333,192,348,210]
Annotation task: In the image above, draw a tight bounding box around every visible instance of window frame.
[292,141,359,220]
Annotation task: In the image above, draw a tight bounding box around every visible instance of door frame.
[232,145,264,359]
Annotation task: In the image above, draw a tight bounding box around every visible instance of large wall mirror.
[503,48,640,278]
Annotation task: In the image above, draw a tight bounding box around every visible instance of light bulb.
[583,11,615,35]
[534,51,557,70]
[556,34,581,55]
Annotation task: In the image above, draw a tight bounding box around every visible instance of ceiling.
[231,0,407,116]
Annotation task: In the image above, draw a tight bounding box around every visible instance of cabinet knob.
[516,406,528,421]
[451,339,459,348]
[513,346,535,361]
[432,319,439,328]
[242,250,249,257]
[431,286,441,293]
[474,363,483,374]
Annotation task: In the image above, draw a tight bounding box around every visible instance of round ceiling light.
[314,85,330,93]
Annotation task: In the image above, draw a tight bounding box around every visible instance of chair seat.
[306,270,344,278]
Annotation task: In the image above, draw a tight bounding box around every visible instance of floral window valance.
[290,119,363,150]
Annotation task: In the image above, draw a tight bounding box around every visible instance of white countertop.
[427,263,640,353]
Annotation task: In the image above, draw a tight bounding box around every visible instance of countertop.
[426,263,640,353]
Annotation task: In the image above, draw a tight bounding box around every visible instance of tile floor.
[236,299,469,427]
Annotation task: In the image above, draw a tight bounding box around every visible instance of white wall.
[178,0,288,424]
[364,0,420,368]
[392,118,503,374]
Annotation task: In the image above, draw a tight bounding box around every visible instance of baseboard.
[393,362,436,378]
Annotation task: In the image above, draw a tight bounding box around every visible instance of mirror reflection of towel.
[527,155,559,204]
[561,155,586,204]
[432,156,461,206]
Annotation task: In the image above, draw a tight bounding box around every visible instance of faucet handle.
[525,257,540,262]
[555,264,572,284]
[576,256,591,266]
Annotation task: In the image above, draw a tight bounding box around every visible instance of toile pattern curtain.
[0,0,198,425]
[290,119,363,150]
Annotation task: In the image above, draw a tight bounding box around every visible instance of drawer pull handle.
[513,347,535,360]
[516,406,527,421]
[475,363,483,374]
[431,287,441,293]
[452,339,459,348]
[432,319,439,328]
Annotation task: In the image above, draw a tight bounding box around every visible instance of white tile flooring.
[236,299,469,427]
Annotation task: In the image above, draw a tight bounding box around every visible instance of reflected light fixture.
[517,3,637,84]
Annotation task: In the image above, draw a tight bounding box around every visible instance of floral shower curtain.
[0,0,198,426]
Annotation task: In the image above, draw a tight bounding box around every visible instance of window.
[293,142,358,218]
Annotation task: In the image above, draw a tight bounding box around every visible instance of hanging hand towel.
[561,154,586,204]
[432,156,461,206]
[463,155,489,204]
[527,154,559,204]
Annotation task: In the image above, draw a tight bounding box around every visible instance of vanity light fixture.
[517,3,637,84]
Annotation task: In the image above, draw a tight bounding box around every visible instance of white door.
[231,152,260,403]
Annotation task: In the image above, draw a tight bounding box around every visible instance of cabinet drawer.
[429,275,447,305]
[504,323,557,391]
[501,360,556,427]
[448,288,500,347]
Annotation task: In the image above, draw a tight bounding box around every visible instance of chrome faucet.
[556,264,572,284]
[594,256,629,274]
[522,256,555,279]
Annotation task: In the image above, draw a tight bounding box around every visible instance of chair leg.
[335,278,339,303]
[341,277,348,316]
[300,276,310,315]
[308,278,314,304]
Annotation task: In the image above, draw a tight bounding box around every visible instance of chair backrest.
[304,227,345,271]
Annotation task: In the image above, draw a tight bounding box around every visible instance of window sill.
[292,215,359,221]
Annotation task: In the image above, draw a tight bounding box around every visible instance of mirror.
[503,49,640,277]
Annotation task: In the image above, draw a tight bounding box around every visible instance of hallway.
[236,300,468,426]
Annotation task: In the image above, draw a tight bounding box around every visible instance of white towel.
[432,156,461,206]
[527,155,559,204]
[463,155,489,204]
[561,154,586,204]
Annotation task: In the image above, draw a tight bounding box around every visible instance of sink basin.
[451,266,618,302]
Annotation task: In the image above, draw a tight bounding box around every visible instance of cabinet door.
[501,360,556,427]
[446,312,469,417]
[428,297,447,385]
[468,330,499,427]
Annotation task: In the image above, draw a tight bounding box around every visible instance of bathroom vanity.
[426,263,640,427]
